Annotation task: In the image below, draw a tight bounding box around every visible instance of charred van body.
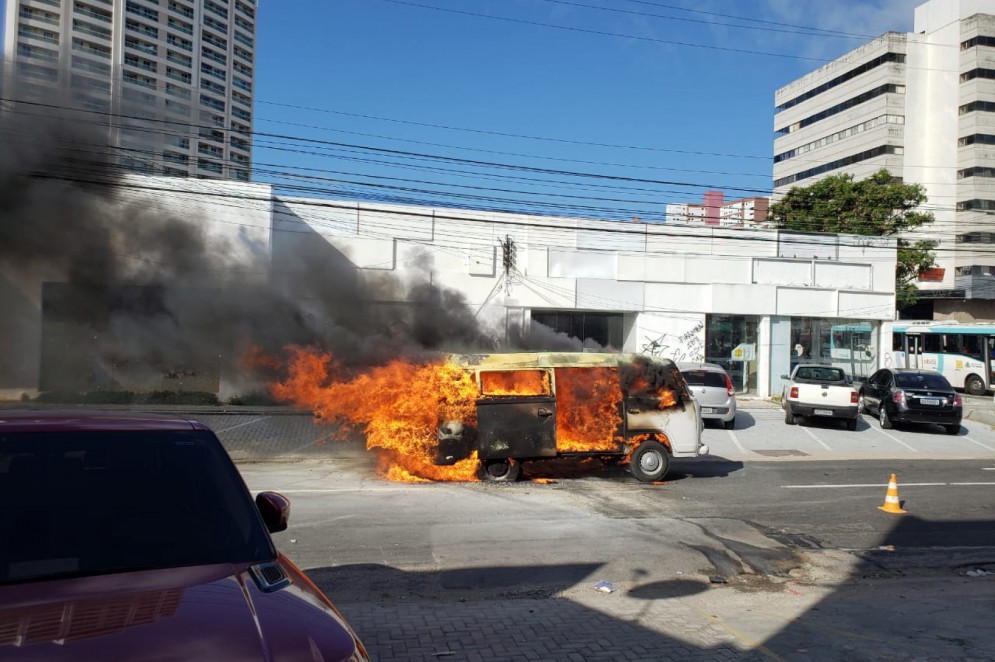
[434,352,708,482]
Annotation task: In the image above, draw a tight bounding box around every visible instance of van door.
[476,396,557,460]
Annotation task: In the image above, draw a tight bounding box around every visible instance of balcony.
[205,1,228,19]
[125,57,158,73]
[166,51,191,67]
[20,8,60,26]
[126,20,158,39]
[233,77,251,93]
[20,43,60,61]
[126,2,158,22]
[126,38,157,56]
[166,69,191,84]
[123,72,157,89]
[166,34,192,51]
[18,26,60,44]
[168,18,193,35]
[233,30,253,48]
[73,19,111,40]
[73,3,112,23]
[235,1,255,19]
[201,48,226,66]
[168,1,193,19]
[73,38,111,58]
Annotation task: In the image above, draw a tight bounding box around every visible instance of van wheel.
[630,440,671,483]
[966,374,987,396]
[478,459,520,482]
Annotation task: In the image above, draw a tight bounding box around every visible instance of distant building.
[773,0,995,320]
[666,191,770,228]
[2,0,256,180]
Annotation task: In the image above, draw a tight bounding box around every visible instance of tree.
[767,169,937,307]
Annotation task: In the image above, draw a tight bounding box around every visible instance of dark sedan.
[0,411,369,661]
[858,369,963,434]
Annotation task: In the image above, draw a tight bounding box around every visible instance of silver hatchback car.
[679,362,737,429]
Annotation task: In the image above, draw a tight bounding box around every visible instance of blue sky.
[250,0,921,220]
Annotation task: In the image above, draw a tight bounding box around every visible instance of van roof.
[448,352,677,370]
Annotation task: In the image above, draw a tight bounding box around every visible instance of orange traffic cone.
[878,473,906,514]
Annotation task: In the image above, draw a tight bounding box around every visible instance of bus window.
[893,333,905,352]
[923,334,943,353]
[962,335,985,360]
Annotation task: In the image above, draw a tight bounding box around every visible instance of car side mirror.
[256,491,291,533]
[780,374,789,380]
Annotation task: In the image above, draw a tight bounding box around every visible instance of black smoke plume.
[0,87,510,399]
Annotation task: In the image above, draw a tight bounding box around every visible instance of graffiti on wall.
[641,321,705,363]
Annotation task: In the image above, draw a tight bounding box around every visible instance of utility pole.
[500,235,516,297]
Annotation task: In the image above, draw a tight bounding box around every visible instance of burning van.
[435,352,708,483]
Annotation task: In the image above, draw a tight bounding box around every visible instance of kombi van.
[434,352,708,482]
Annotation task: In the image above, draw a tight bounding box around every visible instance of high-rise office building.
[773,0,995,319]
[2,0,256,180]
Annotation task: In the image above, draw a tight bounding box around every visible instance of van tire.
[630,440,671,483]
[966,374,987,396]
[478,459,520,482]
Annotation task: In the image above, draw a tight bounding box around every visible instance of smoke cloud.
[0,87,576,399]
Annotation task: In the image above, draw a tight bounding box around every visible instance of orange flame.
[269,346,480,482]
[480,370,550,396]
[554,367,623,452]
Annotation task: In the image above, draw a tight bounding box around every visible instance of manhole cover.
[753,449,809,457]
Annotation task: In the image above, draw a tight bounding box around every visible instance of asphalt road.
[240,456,995,661]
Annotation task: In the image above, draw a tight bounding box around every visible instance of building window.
[530,312,624,350]
[775,145,902,188]
[775,84,905,135]
[706,315,759,393]
[790,318,877,381]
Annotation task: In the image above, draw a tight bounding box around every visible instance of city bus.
[886,321,995,395]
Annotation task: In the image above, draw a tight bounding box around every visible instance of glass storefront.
[705,315,759,394]
[790,318,878,381]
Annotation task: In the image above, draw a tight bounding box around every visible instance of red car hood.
[0,560,365,661]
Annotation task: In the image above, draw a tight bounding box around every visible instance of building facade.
[666,191,770,228]
[774,0,995,320]
[0,178,897,400]
[2,0,256,180]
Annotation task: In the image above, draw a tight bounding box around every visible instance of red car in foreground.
[0,411,369,661]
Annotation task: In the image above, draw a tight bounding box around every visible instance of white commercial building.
[0,178,898,400]
[774,0,995,320]
[2,0,256,180]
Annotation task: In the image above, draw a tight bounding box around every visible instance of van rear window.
[683,371,727,388]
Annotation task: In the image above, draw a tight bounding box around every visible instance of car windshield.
[0,429,275,585]
[683,370,727,388]
[894,373,951,390]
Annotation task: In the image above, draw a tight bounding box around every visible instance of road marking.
[801,427,832,451]
[965,436,995,452]
[869,425,920,452]
[726,429,748,454]
[782,482,995,489]
[216,416,268,433]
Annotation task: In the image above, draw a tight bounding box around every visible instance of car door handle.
[537,408,553,418]
[627,408,641,414]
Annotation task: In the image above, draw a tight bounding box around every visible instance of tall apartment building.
[2,0,256,180]
[666,191,770,228]
[773,0,995,319]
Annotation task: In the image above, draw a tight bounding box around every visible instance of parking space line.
[216,416,268,433]
[727,429,748,454]
[964,436,995,453]
[869,425,920,453]
[801,427,832,451]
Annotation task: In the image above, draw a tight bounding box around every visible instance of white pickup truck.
[781,364,859,430]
